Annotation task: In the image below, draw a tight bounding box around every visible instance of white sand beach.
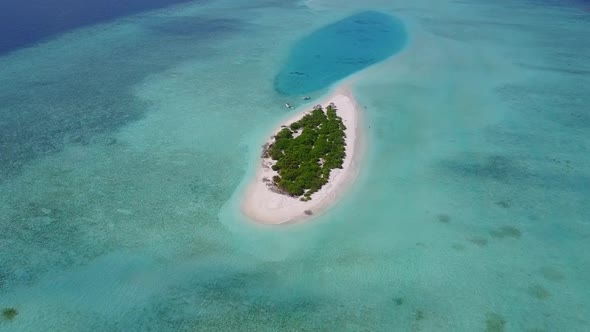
[241,86,363,224]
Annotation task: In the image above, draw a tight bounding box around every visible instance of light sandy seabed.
[241,85,363,224]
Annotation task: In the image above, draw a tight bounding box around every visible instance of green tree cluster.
[268,104,347,198]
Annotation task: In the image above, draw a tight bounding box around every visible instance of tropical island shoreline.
[241,85,363,224]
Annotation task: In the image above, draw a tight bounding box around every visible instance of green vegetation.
[267,104,346,198]
[2,307,18,321]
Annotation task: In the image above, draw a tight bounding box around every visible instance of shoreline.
[241,85,363,224]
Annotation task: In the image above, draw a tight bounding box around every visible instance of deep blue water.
[274,11,407,95]
[0,0,195,55]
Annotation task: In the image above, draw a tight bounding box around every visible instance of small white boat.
[285,103,292,108]
[302,96,311,100]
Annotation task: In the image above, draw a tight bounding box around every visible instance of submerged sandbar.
[242,87,362,224]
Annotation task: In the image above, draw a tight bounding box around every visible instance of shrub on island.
[267,104,346,198]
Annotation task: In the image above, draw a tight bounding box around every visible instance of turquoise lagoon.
[274,10,406,95]
[0,0,589,331]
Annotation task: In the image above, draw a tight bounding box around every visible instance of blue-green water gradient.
[0,0,589,331]
[274,10,406,95]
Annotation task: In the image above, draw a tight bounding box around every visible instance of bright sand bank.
[241,86,363,224]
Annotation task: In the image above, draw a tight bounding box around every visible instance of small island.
[265,103,347,201]
[242,88,362,224]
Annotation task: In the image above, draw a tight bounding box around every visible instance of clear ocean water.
[1,0,589,331]
[274,10,406,95]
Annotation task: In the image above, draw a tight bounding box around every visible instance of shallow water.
[0,0,589,331]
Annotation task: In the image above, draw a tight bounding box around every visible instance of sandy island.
[241,86,363,224]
